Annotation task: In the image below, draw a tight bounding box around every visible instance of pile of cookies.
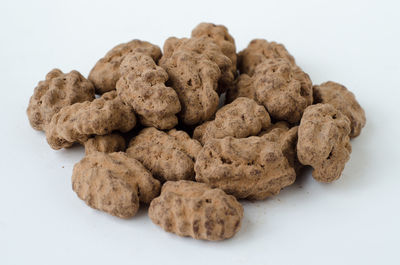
[27,22,366,241]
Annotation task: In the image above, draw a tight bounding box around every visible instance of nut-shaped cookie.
[238,39,295,76]
[193,97,271,144]
[46,91,136,150]
[84,134,126,155]
[27,69,95,131]
[89,40,161,94]
[72,152,160,218]
[252,59,313,123]
[297,104,352,182]
[191,22,237,77]
[159,37,234,125]
[149,180,243,241]
[116,53,181,129]
[195,136,296,200]
[229,59,313,123]
[313,81,366,138]
[260,122,302,174]
[127,128,202,181]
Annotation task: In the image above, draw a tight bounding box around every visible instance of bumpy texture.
[116,53,181,129]
[297,104,352,182]
[191,22,237,77]
[27,69,95,131]
[84,134,126,155]
[46,91,136,150]
[159,37,234,125]
[238,39,295,76]
[260,122,302,174]
[252,59,313,123]
[193,97,271,144]
[229,59,313,123]
[195,136,296,200]
[313,81,366,138]
[127,128,202,182]
[89,40,162,94]
[72,152,160,218]
[149,180,243,241]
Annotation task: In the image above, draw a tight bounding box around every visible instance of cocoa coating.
[126,128,202,182]
[116,52,181,129]
[84,134,126,155]
[193,97,271,144]
[27,69,95,131]
[260,122,302,174]
[195,136,296,200]
[148,180,243,241]
[229,59,312,123]
[255,59,313,123]
[191,22,237,77]
[72,152,160,218]
[89,40,162,94]
[238,39,295,76]
[159,36,234,125]
[46,91,136,150]
[297,104,352,182]
[167,129,203,159]
[313,81,366,138]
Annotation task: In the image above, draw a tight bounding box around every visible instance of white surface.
[1,0,399,264]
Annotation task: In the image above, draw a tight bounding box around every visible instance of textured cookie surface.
[193,97,271,144]
[260,122,301,174]
[229,59,312,123]
[89,40,161,94]
[72,152,160,218]
[159,36,234,125]
[27,69,95,131]
[116,53,180,129]
[254,59,312,123]
[313,81,366,138]
[297,104,352,182]
[84,134,126,155]
[127,128,202,181]
[238,39,295,76]
[46,91,136,150]
[149,180,243,241]
[195,136,296,200]
[191,22,237,78]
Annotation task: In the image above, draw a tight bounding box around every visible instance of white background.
[1,0,399,264]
